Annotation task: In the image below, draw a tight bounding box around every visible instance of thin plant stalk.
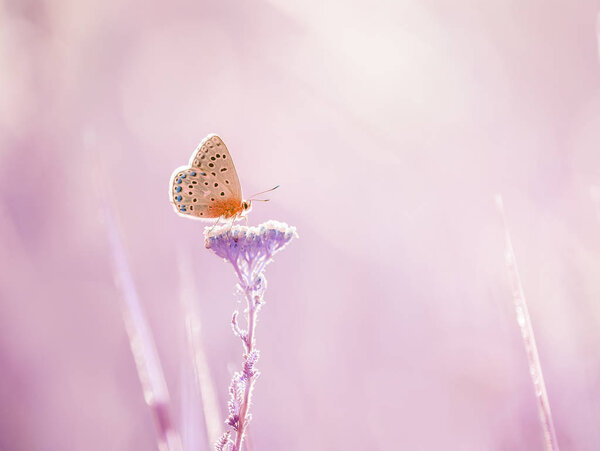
[496,196,560,451]
[104,209,183,451]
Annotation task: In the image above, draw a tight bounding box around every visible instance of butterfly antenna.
[249,185,280,200]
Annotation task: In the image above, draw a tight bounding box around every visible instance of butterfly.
[169,134,252,222]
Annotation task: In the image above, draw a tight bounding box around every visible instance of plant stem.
[233,289,258,451]
[496,196,560,451]
[105,209,183,451]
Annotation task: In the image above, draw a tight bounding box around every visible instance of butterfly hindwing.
[170,167,213,218]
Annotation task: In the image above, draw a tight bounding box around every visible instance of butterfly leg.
[207,217,221,235]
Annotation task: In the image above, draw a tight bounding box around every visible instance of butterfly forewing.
[170,135,244,220]
[190,135,242,200]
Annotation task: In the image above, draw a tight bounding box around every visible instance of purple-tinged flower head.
[205,220,297,290]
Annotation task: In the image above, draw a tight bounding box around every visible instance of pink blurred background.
[2,1,600,450]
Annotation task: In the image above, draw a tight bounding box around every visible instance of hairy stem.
[233,289,259,451]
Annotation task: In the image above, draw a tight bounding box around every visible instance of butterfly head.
[242,200,252,213]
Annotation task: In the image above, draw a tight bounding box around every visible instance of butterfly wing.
[169,166,215,219]
[189,134,242,200]
[169,134,243,220]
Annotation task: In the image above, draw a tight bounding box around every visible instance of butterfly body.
[210,198,251,219]
[170,134,251,221]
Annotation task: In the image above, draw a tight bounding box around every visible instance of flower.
[205,220,298,289]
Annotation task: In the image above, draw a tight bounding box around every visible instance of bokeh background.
[2,1,600,450]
